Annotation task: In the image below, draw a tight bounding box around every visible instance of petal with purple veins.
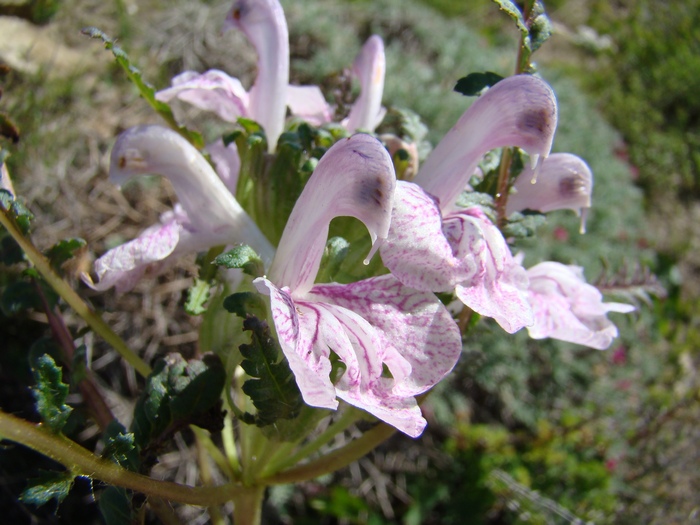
[380,181,477,292]
[450,207,533,333]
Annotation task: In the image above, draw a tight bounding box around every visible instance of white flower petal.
[414,74,558,211]
[269,134,395,295]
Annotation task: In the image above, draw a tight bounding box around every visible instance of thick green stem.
[195,431,226,525]
[0,207,151,377]
[0,411,244,506]
[232,485,265,525]
[516,0,536,74]
[261,407,360,476]
[263,422,397,485]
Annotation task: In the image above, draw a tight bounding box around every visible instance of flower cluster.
[86,0,633,437]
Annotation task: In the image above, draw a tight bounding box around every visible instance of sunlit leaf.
[185,278,211,316]
[30,353,72,433]
[214,246,264,277]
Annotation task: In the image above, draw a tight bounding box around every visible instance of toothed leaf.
[185,278,211,315]
[239,316,303,427]
[30,354,72,433]
[45,238,86,272]
[102,421,139,472]
[223,291,268,320]
[214,246,264,277]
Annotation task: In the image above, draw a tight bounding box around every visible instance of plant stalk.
[263,421,397,485]
[0,410,244,506]
[0,207,151,377]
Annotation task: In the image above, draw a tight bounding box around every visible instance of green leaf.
[0,188,13,211]
[214,245,264,277]
[102,420,139,472]
[0,230,24,265]
[20,470,75,507]
[455,191,495,209]
[223,291,268,320]
[237,117,264,135]
[529,12,553,53]
[454,72,505,97]
[98,486,134,525]
[185,278,211,315]
[81,27,204,149]
[491,0,551,71]
[168,354,226,422]
[130,359,170,448]
[45,238,86,272]
[1,277,59,316]
[1,189,34,235]
[11,199,34,235]
[502,210,546,239]
[491,0,529,39]
[1,280,41,315]
[30,353,72,433]
[239,316,303,427]
[131,353,226,449]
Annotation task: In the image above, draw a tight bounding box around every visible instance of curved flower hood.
[381,75,558,333]
[507,153,593,233]
[414,74,557,212]
[157,0,333,151]
[85,125,273,292]
[255,134,462,437]
[344,35,386,133]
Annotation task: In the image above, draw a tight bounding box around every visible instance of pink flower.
[343,35,386,133]
[381,75,558,333]
[83,125,273,293]
[255,134,462,437]
[526,262,634,349]
[157,0,331,151]
[507,153,593,233]
[156,1,388,150]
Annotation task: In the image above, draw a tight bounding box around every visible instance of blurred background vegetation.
[0,0,698,523]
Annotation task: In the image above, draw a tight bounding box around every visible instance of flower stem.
[232,485,265,525]
[0,410,245,506]
[262,421,397,485]
[494,147,513,227]
[261,407,360,476]
[0,207,151,377]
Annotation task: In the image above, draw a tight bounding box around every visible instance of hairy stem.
[0,207,151,377]
[494,147,514,227]
[0,411,246,506]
